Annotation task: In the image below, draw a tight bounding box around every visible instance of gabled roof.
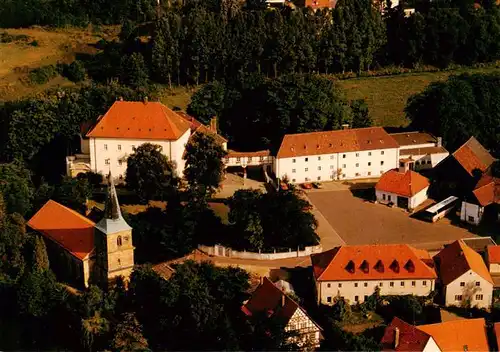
[192,124,228,145]
[434,240,493,285]
[27,200,95,260]
[311,245,437,281]
[472,174,500,207]
[381,317,432,351]
[375,169,430,197]
[487,245,500,264]
[399,146,449,157]
[242,277,320,330]
[452,137,496,176]
[276,127,399,159]
[86,101,190,140]
[418,318,489,351]
[390,132,438,147]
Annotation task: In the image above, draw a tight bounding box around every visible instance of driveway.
[307,190,476,251]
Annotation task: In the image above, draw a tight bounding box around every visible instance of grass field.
[0,26,118,102]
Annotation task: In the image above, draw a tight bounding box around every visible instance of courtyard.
[307,190,476,251]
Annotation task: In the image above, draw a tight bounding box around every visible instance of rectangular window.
[327,296,332,303]
[327,283,331,288]
[104,144,108,150]
[364,295,368,301]
[355,163,359,167]
[476,282,480,287]
[318,156,321,161]
[381,151,385,155]
[292,159,296,163]
[427,160,431,164]
[118,145,122,151]
[318,166,322,171]
[342,174,346,178]
[343,154,346,158]
[305,158,309,162]
[364,282,368,287]
[388,195,392,202]
[382,194,386,200]
[422,281,427,286]
[330,165,334,169]
[118,160,123,166]
[317,176,321,181]
[105,159,110,165]
[342,164,346,168]
[460,282,465,287]
[260,156,264,162]
[354,283,358,288]
[236,157,241,163]
[132,145,136,150]
[455,295,463,301]
[412,281,416,287]
[368,172,371,176]
[292,178,296,182]
[305,168,308,172]
[368,162,371,166]
[338,283,342,288]
[476,294,483,300]
[248,157,252,162]
[368,152,372,156]
[401,281,405,287]
[292,169,296,173]
[381,161,385,165]
[330,175,334,179]
[356,153,359,157]
[379,282,383,287]
[330,155,334,159]
[468,216,475,222]
[390,282,394,287]
[355,296,359,302]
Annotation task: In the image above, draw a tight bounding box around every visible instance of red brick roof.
[452,137,496,176]
[375,169,430,197]
[276,127,399,159]
[418,318,489,351]
[434,240,493,285]
[381,317,431,351]
[86,101,190,140]
[242,277,320,330]
[472,174,500,207]
[311,245,437,281]
[27,200,95,260]
[487,245,500,264]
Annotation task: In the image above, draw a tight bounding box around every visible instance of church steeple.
[95,172,131,234]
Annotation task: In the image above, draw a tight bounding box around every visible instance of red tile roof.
[227,150,271,158]
[375,169,430,197]
[487,245,500,264]
[472,174,500,207]
[381,317,431,351]
[276,127,399,159]
[452,137,496,176]
[390,132,438,147]
[434,240,493,285]
[418,318,489,351]
[494,322,500,351]
[86,101,190,140]
[176,111,203,132]
[27,200,95,260]
[311,245,437,281]
[242,277,320,330]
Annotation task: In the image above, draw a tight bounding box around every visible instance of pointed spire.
[104,172,122,220]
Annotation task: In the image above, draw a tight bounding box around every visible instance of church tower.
[93,173,135,288]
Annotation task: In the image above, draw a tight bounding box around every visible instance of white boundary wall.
[199,244,322,260]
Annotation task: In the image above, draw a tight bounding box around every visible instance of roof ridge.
[45,200,95,225]
[316,247,342,281]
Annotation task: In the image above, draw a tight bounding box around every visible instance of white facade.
[489,263,500,274]
[88,129,190,180]
[376,186,429,210]
[421,337,441,352]
[460,201,483,225]
[443,270,493,309]
[285,307,321,348]
[316,278,435,305]
[275,148,399,184]
[399,152,449,171]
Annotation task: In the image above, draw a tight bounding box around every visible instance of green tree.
[52,176,93,214]
[126,143,179,203]
[351,99,373,128]
[0,196,26,282]
[183,132,227,199]
[120,53,149,88]
[228,189,264,251]
[24,234,49,272]
[187,81,226,124]
[0,161,33,216]
[111,312,149,352]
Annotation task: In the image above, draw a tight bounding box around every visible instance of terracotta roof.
[311,245,437,281]
[494,322,500,351]
[487,245,500,264]
[375,169,430,197]
[192,124,227,144]
[27,200,95,260]
[227,150,271,158]
[381,317,431,351]
[418,318,489,351]
[390,132,438,147]
[242,277,320,330]
[176,111,203,132]
[399,146,449,156]
[452,137,496,176]
[276,127,399,159]
[152,262,176,280]
[434,240,493,285]
[472,174,500,207]
[86,101,190,140]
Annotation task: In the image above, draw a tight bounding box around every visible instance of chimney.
[399,161,410,173]
[210,116,217,133]
[342,123,350,130]
[281,294,285,307]
[143,96,148,104]
[437,137,442,147]
[394,327,400,349]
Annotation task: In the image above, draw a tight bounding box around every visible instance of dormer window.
[360,260,369,273]
[346,260,355,273]
[390,260,400,273]
[404,259,415,272]
[374,260,384,273]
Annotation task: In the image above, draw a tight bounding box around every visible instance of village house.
[389,132,449,171]
[310,244,437,305]
[242,277,322,348]
[434,239,493,309]
[460,170,500,225]
[381,317,490,351]
[375,160,430,210]
[27,173,135,289]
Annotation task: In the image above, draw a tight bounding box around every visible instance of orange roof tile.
[494,322,500,351]
[86,101,190,140]
[434,240,493,285]
[311,245,437,281]
[176,111,203,132]
[227,150,271,158]
[27,200,95,260]
[390,132,438,147]
[381,317,431,351]
[472,174,500,207]
[418,318,489,351]
[452,137,496,176]
[375,169,430,197]
[487,245,500,264]
[276,127,399,159]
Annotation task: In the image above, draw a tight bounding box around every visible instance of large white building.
[390,132,449,171]
[311,244,437,305]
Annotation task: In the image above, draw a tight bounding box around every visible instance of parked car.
[312,182,322,189]
[301,183,312,190]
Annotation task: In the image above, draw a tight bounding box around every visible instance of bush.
[28,65,58,85]
[62,61,86,82]
[29,40,39,47]
[0,32,30,43]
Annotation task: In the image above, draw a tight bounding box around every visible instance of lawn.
[338,66,500,127]
[158,85,199,112]
[0,26,118,102]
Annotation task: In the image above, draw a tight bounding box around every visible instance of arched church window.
[117,236,123,247]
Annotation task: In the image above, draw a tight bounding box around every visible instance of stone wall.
[198,244,322,260]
